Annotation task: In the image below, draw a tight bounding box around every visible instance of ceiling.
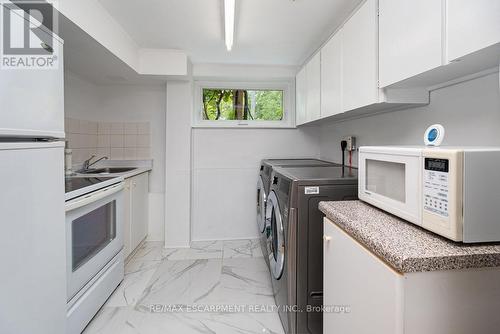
[97,0,362,66]
[59,14,173,85]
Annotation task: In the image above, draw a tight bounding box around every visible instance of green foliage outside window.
[202,88,284,121]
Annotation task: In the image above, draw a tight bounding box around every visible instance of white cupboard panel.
[321,31,343,117]
[124,173,149,259]
[447,0,500,61]
[379,0,443,87]
[324,219,403,334]
[296,66,308,125]
[404,269,500,334]
[341,0,379,112]
[306,52,321,122]
[124,179,132,258]
[131,173,149,251]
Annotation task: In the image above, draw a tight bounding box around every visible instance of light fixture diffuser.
[224,0,235,51]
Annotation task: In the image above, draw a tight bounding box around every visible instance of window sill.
[191,122,297,129]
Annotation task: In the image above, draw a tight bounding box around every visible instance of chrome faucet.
[82,155,108,171]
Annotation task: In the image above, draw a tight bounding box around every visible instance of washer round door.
[266,190,285,279]
[256,177,267,233]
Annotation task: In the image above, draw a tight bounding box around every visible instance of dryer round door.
[266,190,285,279]
[256,177,267,233]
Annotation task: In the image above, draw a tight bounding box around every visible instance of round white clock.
[424,124,445,146]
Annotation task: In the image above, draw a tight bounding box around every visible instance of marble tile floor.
[83,239,285,334]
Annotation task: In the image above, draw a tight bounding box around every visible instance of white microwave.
[359,146,500,243]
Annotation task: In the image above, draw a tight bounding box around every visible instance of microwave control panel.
[423,158,449,218]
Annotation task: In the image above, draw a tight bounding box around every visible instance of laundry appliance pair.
[256,159,358,334]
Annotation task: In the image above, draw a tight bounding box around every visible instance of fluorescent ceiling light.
[224,0,235,51]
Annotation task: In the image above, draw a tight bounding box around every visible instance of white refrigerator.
[0,34,66,333]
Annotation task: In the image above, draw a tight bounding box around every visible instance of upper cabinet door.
[379,0,444,87]
[342,0,378,112]
[295,66,307,126]
[447,0,500,61]
[321,30,343,118]
[306,52,321,122]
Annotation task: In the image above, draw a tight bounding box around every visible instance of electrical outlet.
[342,136,356,151]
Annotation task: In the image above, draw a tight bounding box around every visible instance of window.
[193,81,294,128]
[202,89,284,121]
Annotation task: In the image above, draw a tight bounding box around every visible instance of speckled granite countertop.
[319,200,500,273]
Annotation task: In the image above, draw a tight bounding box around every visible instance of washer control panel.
[423,158,449,218]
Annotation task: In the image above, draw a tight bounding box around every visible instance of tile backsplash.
[65,118,151,164]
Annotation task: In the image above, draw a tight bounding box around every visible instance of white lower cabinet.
[324,218,500,334]
[124,172,149,259]
[324,218,402,334]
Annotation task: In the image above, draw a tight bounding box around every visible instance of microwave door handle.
[65,183,124,212]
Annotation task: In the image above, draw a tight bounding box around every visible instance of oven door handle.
[65,183,124,212]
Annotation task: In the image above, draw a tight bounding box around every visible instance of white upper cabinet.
[295,0,443,126]
[447,0,500,61]
[379,0,444,87]
[321,30,343,118]
[295,66,307,126]
[378,0,500,88]
[341,0,379,112]
[295,0,499,125]
[306,52,321,122]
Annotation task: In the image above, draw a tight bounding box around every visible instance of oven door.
[358,149,422,225]
[65,183,124,301]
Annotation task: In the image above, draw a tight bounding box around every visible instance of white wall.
[192,127,320,241]
[189,63,321,241]
[318,72,500,164]
[65,69,500,245]
[64,71,167,241]
[65,71,101,119]
[165,81,192,247]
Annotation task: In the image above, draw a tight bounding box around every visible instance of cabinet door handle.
[323,235,332,242]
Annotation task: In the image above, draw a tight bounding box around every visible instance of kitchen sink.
[79,167,136,174]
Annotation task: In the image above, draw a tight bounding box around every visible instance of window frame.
[192,80,295,128]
